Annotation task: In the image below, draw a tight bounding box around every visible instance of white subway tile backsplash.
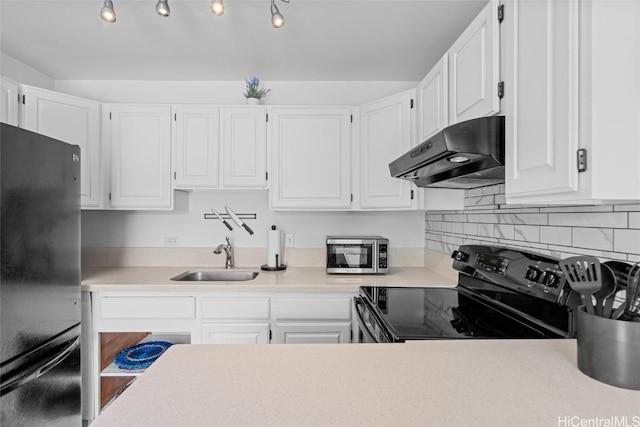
[572,227,614,251]
[514,225,540,242]
[451,223,464,234]
[478,223,495,238]
[425,183,639,262]
[466,188,484,198]
[494,224,515,240]
[500,213,548,225]
[614,204,640,212]
[494,194,507,205]
[463,223,479,236]
[467,213,500,224]
[540,226,572,246]
[548,212,627,228]
[613,229,640,254]
[465,195,495,207]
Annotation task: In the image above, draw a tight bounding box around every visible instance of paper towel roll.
[267,227,282,268]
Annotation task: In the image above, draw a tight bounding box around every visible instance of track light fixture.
[270,0,285,28]
[100,0,116,23]
[99,0,289,27]
[156,0,170,17]
[210,0,225,16]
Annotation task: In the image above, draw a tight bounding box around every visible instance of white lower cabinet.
[202,323,270,344]
[85,290,356,422]
[271,294,354,344]
[273,322,351,344]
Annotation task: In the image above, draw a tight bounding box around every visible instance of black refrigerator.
[0,123,81,426]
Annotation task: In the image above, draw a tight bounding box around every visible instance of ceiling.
[0,0,488,81]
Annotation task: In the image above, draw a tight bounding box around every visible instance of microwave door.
[329,245,373,270]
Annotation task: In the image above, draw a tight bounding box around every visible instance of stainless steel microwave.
[326,236,388,274]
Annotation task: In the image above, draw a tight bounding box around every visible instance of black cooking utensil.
[559,256,602,315]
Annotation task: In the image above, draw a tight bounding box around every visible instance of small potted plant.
[243,76,270,104]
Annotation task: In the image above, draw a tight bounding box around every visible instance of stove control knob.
[545,272,561,288]
[525,266,541,282]
[451,250,469,262]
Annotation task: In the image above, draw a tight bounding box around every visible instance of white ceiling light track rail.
[99,0,290,28]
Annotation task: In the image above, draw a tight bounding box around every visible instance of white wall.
[54,80,417,105]
[0,52,54,89]
[82,191,425,249]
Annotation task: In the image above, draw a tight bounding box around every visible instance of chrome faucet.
[214,236,234,269]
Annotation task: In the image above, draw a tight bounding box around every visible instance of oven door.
[353,297,393,343]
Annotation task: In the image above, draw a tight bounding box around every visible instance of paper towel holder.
[261,225,287,272]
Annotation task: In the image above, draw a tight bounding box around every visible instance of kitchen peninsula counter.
[81,266,456,292]
[90,339,639,427]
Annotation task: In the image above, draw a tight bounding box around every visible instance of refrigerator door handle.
[0,335,79,397]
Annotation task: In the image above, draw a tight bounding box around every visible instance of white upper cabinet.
[359,90,416,210]
[269,107,353,210]
[222,106,267,188]
[417,53,449,142]
[448,0,501,124]
[107,105,172,209]
[1,76,19,126]
[505,0,640,203]
[20,85,102,208]
[173,106,220,189]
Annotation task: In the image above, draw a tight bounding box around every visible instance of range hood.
[389,116,505,189]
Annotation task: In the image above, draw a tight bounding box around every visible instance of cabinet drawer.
[273,297,352,320]
[100,297,195,319]
[201,297,270,320]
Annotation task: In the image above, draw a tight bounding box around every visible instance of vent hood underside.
[389,116,505,189]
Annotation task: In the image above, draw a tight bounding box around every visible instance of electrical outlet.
[285,233,294,248]
[164,236,180,247]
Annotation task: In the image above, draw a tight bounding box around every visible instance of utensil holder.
[576,306,640,390]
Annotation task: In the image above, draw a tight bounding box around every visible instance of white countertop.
[81,266,457,292]
[91,340,639,427]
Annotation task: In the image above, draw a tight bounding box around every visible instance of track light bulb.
[156,0,170,17]
[270,0,285,28]
[100,0,116,23]
[210,0,224,16]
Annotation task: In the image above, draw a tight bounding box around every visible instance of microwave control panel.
[379,244,388,269]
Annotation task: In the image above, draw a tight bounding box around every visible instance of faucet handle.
[225,236,231,246]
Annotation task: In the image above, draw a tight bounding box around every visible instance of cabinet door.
[201,323,269,344]
[506,0,580,199]
[448,0,500,124]
[20,85,102,208]
[417,53,448,142]
[270,107,352,209]
[173,106,220,189]
[1,76,19,126]
[359,91,415,209]
[222,106,267,188]
[108,105,172,209]
[273,322,351,344]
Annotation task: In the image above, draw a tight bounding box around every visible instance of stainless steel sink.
[170,270,259,282]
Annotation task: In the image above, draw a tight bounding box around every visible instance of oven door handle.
[353,296,381,343]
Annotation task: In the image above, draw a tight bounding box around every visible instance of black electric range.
[355,245,585,343]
